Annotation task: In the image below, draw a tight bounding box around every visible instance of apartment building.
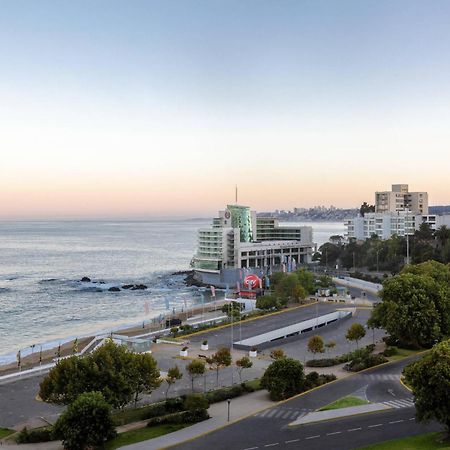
[375,184,428,215]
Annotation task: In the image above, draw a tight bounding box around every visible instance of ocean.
[0,219,345,363]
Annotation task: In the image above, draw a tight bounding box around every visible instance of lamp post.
[227,399,231,422]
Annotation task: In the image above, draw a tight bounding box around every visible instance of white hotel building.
[191,205,315,287]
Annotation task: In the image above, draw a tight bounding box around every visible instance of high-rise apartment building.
[375,184,428,215]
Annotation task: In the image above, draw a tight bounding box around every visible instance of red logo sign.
[243,274,261,289]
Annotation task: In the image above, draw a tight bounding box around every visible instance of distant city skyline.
[1,1,450,218]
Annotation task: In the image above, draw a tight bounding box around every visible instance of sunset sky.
[1,1,450,219]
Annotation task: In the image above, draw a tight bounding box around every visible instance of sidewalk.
[121,389,276,450]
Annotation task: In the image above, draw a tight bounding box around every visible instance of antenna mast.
[235,185,238,204]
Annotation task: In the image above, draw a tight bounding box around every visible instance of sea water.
[0,219,344,363]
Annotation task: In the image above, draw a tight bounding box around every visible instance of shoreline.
[0,298,228,376]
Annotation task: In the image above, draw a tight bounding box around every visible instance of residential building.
[375,184,428,215]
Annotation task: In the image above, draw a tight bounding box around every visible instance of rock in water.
[81,277,91,282]
[108,287,121,292]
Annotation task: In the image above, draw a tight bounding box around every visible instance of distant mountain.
[429,205,450,215]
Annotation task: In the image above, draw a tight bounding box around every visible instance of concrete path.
[121,390,276,450]
[289,402,391,426]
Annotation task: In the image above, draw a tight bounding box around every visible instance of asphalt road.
[188,303,340,347]
[174,357,435,450]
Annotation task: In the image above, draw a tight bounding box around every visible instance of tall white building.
[345,212,420,240]
[375,184,428,215]
[192,204,315,286]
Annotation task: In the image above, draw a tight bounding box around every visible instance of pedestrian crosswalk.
[361,374,401,381]
[382,398,414,409]
[254,407,309,421]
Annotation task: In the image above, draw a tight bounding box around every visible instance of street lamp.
[227,399,231,422]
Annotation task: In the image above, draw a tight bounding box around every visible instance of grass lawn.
[359,432,450,449]
[319,396,370,411]
[104,424,188,450]
[387,348,427,361]
[0,428,14,439]
[244,378,261,391]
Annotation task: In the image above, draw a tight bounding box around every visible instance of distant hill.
[429,205,450,215]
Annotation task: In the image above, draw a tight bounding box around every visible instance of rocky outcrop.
[81,277,91,282]
[108,287,121,292]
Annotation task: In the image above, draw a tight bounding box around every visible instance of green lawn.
[104,424,187,449]
[388,348,427,361]
[358,432,450,449]
[0,428,14,439]
[319,396,370,411]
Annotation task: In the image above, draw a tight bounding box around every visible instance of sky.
[1,0,450,219]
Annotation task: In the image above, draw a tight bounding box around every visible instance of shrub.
[383,346,399,357]
[202,340,208,345]
[345,353,388,372]
[184,394,209,412]
[146,409,209,427]
[206,385,244,403]
[16,427,54,444]
[181,346,188,352]
[306,358,339,367]
[113,399,184,426]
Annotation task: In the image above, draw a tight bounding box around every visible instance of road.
[174,357,438,450]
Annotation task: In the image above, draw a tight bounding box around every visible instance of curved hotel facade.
[192,204,315,287]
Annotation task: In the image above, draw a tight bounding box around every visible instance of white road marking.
[285,439,300,444]
[368,424,383,428]
[305,435,321,439]
[264,444,279,447]
[244,447,259,450]
[409,418,416,421]
[348,427,362,432]
[389,420,404,424]
[327,431,342,436]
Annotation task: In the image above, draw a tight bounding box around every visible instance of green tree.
[369,272,446,348]
[275,273,307,304]
[260,358,306,400]
[128,352,161,407]
[307,335,325,359]
[221,301,242,319]
[206,347,232,387]
[53,392,116,450]
[256,294,280,311]
[403,340,450,434]
[346,323,366,349]
[186,359,206,393]
[295,269,316,294]
[235,356,253,382]
[360,202,375,216]
[165,365,183,400]
[39,341,160,409]
[325,340,336,353]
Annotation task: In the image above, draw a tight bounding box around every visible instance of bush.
[383,346,399,357]
[16,427,54,444]
[184,394,209,412]
[306,358,339,367]
[345,353,388,372]
[146,409,209,427]
[206,385,244,403]
[113,399,184,426]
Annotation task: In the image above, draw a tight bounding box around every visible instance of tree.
[307,335,325,359]
[260,358,306,400]
[39,341,160,409]
[256,294,280,311]
[403,340,450,434]
[235,356,253,382]
[206,347,232,387]
[360,202,375,216]
[128,352,161,407]
[269,349,286,360]
[369,271,448,348]
[221,301,242,319]
[165,365,183,400]
[346,323,366,349]
[295,269,316,294]
[186,359,206,393]
[325,340,336,353]
[275,274,307,304]
[53,392,116,450]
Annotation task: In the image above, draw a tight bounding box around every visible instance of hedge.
[147,409,209,427]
